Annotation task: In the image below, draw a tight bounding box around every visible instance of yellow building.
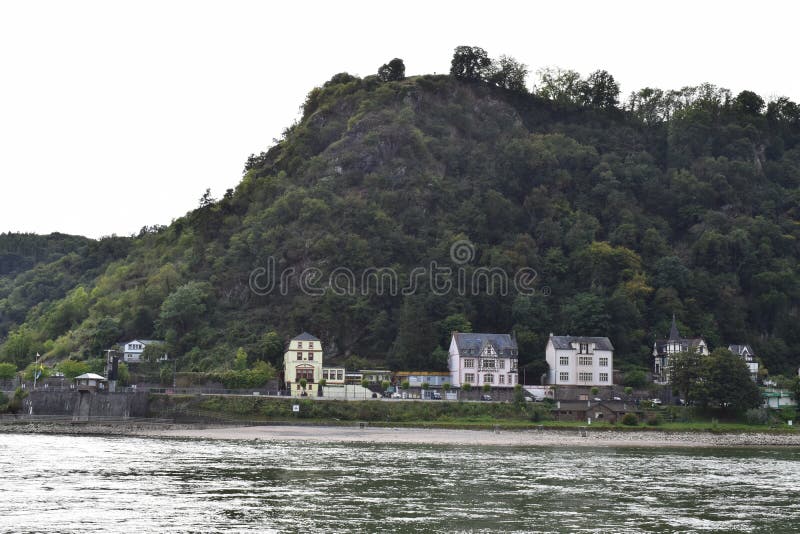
[284,332,323,397]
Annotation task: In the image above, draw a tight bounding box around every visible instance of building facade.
[394,371,452,388]
[283,332,323,397]
[448,332,519,389]
[120,339,166,363]
[652,316,708,383]
[545,334,614,387]
[728,344,759,382]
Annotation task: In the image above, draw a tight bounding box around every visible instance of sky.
[1,0,798,239]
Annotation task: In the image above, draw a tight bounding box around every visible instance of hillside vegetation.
[2,50,799,381]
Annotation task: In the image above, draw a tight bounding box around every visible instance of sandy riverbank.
[3,422,800,447]
[137,424,800,448]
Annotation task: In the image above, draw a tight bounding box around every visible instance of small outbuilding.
[74,373,108,392]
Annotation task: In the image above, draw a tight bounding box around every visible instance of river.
[0,433,798,533]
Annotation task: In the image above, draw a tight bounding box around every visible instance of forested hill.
[2,60,800,379]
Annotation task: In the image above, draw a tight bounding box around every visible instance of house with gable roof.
[652,315,708,383]
[545,333,614,386]
[448,332,519,389]
[728,344,759,382]
[120,339,167,363]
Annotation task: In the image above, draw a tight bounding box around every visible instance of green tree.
[580,70,620,109]
[158,281,209,335]
[439,313,472,346]
[234,347,248,371]
[257,331,284,364]
[1,328,40,368]
[450,45,491,81]
[56,359,90,379]
[535,67,583,105]
[696,348,761,412]
[623,370,647,388]
[483,383,491,393]
[117,362,130,385]
[668,349,703,405]
[489,55,527,92]
[377,58,405,82]
[461,382,472,392]
[0,362,17,380]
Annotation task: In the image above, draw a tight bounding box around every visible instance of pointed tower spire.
[669,314,680,340]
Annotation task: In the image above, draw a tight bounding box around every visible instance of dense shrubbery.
[621,413,639,426]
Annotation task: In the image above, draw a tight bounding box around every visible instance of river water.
[0,433,798,533]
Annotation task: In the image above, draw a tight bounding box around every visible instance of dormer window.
[579,343,589,354]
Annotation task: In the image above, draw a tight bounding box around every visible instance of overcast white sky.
[1,0,798,239]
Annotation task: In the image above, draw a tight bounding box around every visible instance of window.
[296,352,302,360]
[464,373,474,383]
[295,368,314,382]
[599,357,609,367]
[464,359,475,368]
[508,374,514,384]
[579,343,589,354]
[599,373,609,382]
[482,360,496,369]
[559,356,569,366]
[308,342,313,348]
[499,360,505,369]
[559,372,569,382]
[484,374,494,383]
[322,370,328,380]
[578,372,593,382]
[499,375,505,384]
[298,342,303,349]
[578,356,592,366]
[308,352,314,361]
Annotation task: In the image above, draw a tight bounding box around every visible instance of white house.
[652,316,708,383]
[121,339,166,363]
[284,332,323,397]
[728,344,759,382]
[448,332,518,389]
[545,334,614,387]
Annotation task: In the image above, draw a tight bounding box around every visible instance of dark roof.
[728,344,755,356]
[452,332,517,354]
[668,314,681,340]
[292,332,320,342]
[549,335,614,351]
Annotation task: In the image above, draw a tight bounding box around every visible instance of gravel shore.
[3,421,800,448]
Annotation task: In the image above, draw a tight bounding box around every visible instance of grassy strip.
[148,394,797,434]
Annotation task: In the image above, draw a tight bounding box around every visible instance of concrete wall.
[22,389,148,418]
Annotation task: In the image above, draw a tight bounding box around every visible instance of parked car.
[612,396,621,401]
[432,392,442,400]
[650,398,662,405]
[391,392,402,399]
[480,394,492,401]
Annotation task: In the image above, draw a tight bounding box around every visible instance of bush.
[646,414,662,426]
[529,404,552,422]
[0,362,17,380]
[744,408,770,425]
[621,413,639,426]
[623,370,647,388]
[0,391,8,412]
[461,383,472,392]
[779,406,797,423]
